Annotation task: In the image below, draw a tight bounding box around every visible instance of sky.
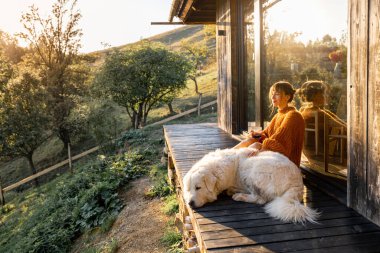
[266,0,348,45]
[0,0,180,53]
[0,0,348,53]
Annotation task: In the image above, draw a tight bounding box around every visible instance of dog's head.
[183,167,218,208]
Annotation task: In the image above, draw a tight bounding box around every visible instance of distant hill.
[87,25,215,64]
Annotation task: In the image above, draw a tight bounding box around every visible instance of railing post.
[68,142,73,173]
[0,177,5,206]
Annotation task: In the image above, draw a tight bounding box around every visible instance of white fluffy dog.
[183,148,319,223]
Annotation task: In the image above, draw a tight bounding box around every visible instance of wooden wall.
[367,0,380,225]
[348,0,380,226]
[216,0,232,133]
[216,0,246,134]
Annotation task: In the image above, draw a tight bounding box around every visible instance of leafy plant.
[161,230,183,252]
[0,150,148,253]
[162,194,179,215]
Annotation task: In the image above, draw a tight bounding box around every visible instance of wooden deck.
[163,123,380,253]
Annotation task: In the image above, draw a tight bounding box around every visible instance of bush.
[0,150,148,253]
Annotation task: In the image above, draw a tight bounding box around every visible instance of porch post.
[254,0,264,128]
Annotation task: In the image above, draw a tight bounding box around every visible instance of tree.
[94,42,191,129]
[0,30,26,64]
[180,40,208,115]
[0,51,13,92]
[0,70,50,185]
[18,0,86,150]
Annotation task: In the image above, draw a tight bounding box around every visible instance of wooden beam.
[151,22,185,25]
[347,0,368,215]
[366,0,380,226]
[254,0,264,128]
[180,0,196,21]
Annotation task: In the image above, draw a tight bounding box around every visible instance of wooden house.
[164,0,380,252]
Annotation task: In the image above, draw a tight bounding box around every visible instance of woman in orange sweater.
[234,81,305,167]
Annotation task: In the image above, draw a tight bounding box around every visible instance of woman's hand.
[249,130,262,139]
[249,142,262,150]
[248,142,262,157]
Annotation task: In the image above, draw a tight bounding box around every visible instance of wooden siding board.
[216,0,243,134]
[217,0,231,133]
[347,0,368,215]
[254,0,264,127]
[230,0,239,134]
[367,0,380,225]
[163,124,380,252]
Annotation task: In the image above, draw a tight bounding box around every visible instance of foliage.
[146,164,173,198]
[93,41,191,128]
[180,40,208,94]
[162,194,179,215]
[116,129,147,147]
[328,50,344,63]
[0,30,25,64]
[0,150,148,253]
[86,100,128,144]
[0,69,50,178]
[161,230,183,253]
[18,0,88,149]
[0,51,13,92]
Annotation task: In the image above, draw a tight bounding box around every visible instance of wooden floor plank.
[198,210,361,232]
[207,231,380,252]
[193,196,339,216]
[205,226,380,249]
[201,216,371,240]
[163,123,380,252]
[194,203,352,221]
[197,209,359,227]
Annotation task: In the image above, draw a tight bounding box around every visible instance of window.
[262,0,348,176]
[243,0,255,123]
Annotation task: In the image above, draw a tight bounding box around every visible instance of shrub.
[0,150,148,253]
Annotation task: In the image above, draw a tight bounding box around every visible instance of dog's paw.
[232,193,247,202]
[226,188,236,196]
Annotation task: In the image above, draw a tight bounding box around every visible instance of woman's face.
[271,90,290,109]
[312,92,325,106]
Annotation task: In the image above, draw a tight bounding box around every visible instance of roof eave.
[169,0,182,22]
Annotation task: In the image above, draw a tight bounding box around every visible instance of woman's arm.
[261,112,305,158]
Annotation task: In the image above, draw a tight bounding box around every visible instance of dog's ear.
[203,174,217,193]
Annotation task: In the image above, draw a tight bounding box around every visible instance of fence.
[0,100,217,205]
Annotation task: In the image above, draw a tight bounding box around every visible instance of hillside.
[90,25,213,55]
[0,24,217,189]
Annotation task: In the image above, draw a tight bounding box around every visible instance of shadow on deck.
[163,123,380,253]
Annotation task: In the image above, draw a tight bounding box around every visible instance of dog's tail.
[264,188,320,224]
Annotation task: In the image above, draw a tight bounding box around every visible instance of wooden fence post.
[0,177,5,206]
[197,94,202,116]
[68,142,73,173]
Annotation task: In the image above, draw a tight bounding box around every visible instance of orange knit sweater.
[261,106,305,167]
